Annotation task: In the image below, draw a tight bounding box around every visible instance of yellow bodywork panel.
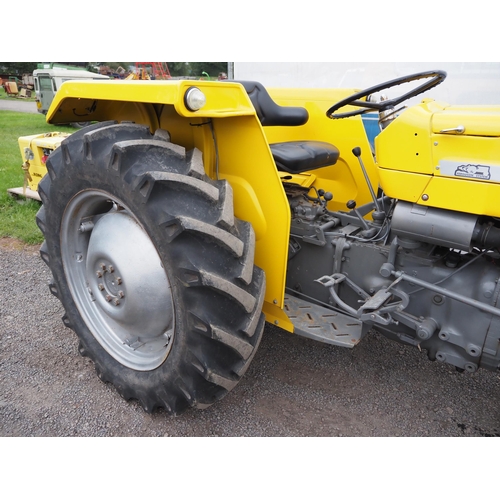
[376,99,500,216]
[377,169,432,203]
[375,101,439,176]
[18,132,70,190]
[213,115,291,320]
[432,106,500,137]
[47,80,257,128]
[415,176,500,217]
[44,80,380,331]
[266,88,377,213]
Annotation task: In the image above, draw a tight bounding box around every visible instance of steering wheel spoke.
[350,100,383,110]
[326,70,447,119]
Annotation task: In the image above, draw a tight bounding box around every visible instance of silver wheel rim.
[61,189,175,371]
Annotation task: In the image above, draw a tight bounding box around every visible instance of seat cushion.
[270,141,340,174]
[236,80,309,126]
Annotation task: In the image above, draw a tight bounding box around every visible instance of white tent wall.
[233,62,500,105]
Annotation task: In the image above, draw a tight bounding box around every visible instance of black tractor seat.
[237,80,340,174]
[269,141,339,174]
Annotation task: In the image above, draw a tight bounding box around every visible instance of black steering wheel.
[326,70,447,119]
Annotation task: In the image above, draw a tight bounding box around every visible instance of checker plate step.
[284,294,364,348]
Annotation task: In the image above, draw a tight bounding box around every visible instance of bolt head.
[105,295,112,302]
[98,284,104,291]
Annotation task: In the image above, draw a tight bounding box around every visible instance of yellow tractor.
[33,71,500,414]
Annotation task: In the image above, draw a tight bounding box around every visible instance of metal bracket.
[316,273,409,326]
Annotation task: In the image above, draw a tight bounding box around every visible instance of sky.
[3,1,497,63]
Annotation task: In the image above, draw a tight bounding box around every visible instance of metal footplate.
[284,294,364,348]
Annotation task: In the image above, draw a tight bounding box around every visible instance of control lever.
[346,200,369,231]
[352,147,381,212]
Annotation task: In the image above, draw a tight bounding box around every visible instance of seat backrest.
[236,80,309,127]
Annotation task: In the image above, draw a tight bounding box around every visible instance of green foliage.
[0,111,74,244]
[165,62,228,77]
[0,62,39,75]
[1,62,229,79]
[99,62,134,71]
[188,62,227,78]
[165,62,190,76]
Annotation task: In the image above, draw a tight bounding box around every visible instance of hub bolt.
[105,295,112,302]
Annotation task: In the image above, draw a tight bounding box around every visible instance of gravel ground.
[1,237,499,437]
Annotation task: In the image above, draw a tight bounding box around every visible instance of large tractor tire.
[36,121,266,414]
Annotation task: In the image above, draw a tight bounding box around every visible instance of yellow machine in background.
[10,132,70,200]
[29,71,500,415]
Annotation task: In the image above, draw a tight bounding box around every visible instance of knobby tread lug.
[190,354,239,392]
[186,148,205,179]
[235,222,256,285]
[39,241,50,265]
[78,342,88,357]
[153,128,171,142]
[114,139,185,161]
[35,206,47,236]
[197,270,257,313]
[45,157,58,181]
[242,272,266,337]
[48,281,58,298]
[189,312,254,360]
[176,216,244,257]
[111,140,187,180]
[155,387,176,413]
[37,178,50,206]
[139,396,157,414]
[134,171,220,204]
[234,313,266,376]
[216,181,235,230]
[176,378,196,406]
[208,326,254,360]
[80,123,151,170]
[61,143,72,166]
[62,313,72,328]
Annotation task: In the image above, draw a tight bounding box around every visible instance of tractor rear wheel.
[36,122,266,414]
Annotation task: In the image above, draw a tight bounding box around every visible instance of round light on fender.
[184,87,206,111]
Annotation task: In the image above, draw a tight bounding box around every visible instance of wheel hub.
[61,190,176,371]
[95,261,124,306]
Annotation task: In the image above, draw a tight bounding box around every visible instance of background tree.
[0,62,229,78]
[188,62,227,77]
[0,62,39,74]
[165,62,190,76]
